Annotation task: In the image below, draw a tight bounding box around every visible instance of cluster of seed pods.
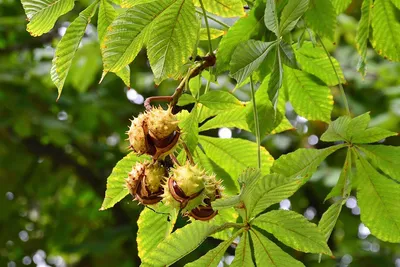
[125,105,222,221]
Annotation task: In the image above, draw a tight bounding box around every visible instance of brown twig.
[144,53,216,112]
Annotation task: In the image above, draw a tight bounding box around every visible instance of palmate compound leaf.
[285,67,333,123]
[98,0,131,87]
[230,231,254,267]
[271,145,345,180]
[142,221,223,266]
[252,210,332,255]
[295,42,346,86]
[216,0,266,73]
[193,0,245,18]
[355,155,400,242]
[147,0,199,83]
[21,0,75,37]
[371,0,400,61]
[51,1,99,100]
[185,228,245,267]
[230,40,276,85]
[304,0,336,40]
[199,135,274,180]
[358,144,400,182]
[251,229,304,267]
[137,203,178,261]
[320,112,397,143]
[100,153,151,210]
[356,0,372,76]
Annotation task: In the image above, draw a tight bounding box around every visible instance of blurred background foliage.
[0,0,399,266]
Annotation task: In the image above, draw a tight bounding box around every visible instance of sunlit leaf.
[198,90,243,110]
[21,0,75,36]
[356,0,372,76]
[194,0,245,17]
[251,229,304,267]
[355,155,400,243]
[51,1,99,99]
[231,231,254,267]
[305,0,336,40]
[252,210,332,255]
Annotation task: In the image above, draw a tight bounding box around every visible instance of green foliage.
[21,0,75,36]
[252,210,332,255]
[355,155,400,242]
[16,0,400,265]
[51,1,99,99]
[371,0,400,61]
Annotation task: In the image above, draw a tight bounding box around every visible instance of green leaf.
[320,113,369,142]
[186,228,244,267]
[177,94,197,106]
[198,91,243,110]
[285,67,333,122]
[212,195,240,210]
[280,0,309,35]
[391,0,400,9]
[216,1,266,73]
[51,1,99,100]
[231,231,254,267]
[143,221,221,266]
[21,0,75,36]
[252,210,332,255]
[265,0,279,36]
[199,28,225,40]
[100,152,150,210]
[245,81,280,135]
[199,107,249,132]
[318,201,343,242]
[210,208,239,241]
[371,0,400,61]
[251,229,304,267]
[147,0,199,83]
[193,0,245,17]
[101,1,172,74]
[320,116,352,142]
[230,40,276,84]
[98,0,131,87]
[271,145,344,180]
[355,155,400,243]
[325,148,352,200]
[194,147,238,195]
[248,174,302,218]
[331,0,352,14]
[179,106,199,154]
[199,136,274,178]
[279,41,298,69]
[268,48,283,107]
[305,0,336,40]
[121,0,156,8]
[351,128,397,144]
[137,204,178,261]
[355,0,372,76]
[295,42,346,86]
[98,0,117,42]
[358,145,400,182]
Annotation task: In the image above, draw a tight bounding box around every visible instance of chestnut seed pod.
[126,161,167,205]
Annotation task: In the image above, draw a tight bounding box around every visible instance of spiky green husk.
[145,162,166,193]
[127,113,147,154]
[161,182,181,209]
[147,106,178,139]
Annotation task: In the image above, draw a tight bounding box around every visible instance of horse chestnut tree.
[21,0,400,266]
